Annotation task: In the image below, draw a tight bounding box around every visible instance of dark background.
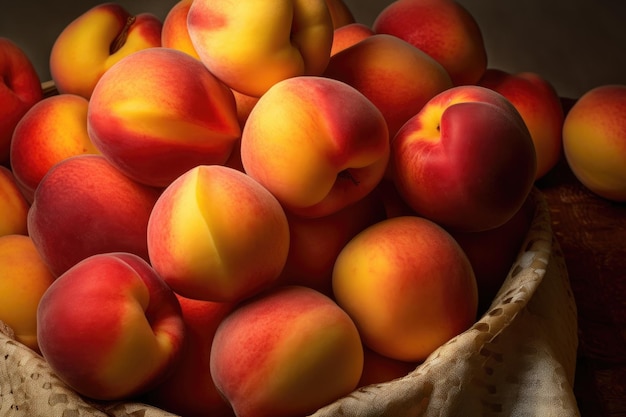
[2,1,626,98]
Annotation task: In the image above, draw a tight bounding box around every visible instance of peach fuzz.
[0,37,43,163]
[324,33,453,139]
[161,0,201,59]
[37,252,185,400]
[0,166,29,237]
[147,165,290,303]
[187,0,334,97]
[277,191,386,296]
[241,76,390,219]
[87,47,241,188]
[0,234,55,352]
[562,84,626,202]
[332,215,478,362]
[27,154,161,277]
[49,3,162,99]
[373,0,487,86]
[210,285,364,417]
[141,294,235,417]
[10,93,98,202]
[330,22,374,56]
[478,69,565,180]
[391,85,536,232]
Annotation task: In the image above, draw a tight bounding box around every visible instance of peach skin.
[241,76,390,218]
[87,47,241,188]
[562,84,626,201]
[10,93,98,203]
[0,166,29,236]
[27,154,161,277]
[141,294,236,417]
[326,0,356,28]
[324,33,453,139]
[330,22,375,56]
[0,37,43,163]
[373,0,487,86]
[332,215,478,362]
[391,85,537,232]
[147,165,290,303]
[478,68,565,180]
[49,3,162,99]
[0,234,55,352]
[210,285,364,417]
[187,0,334,97]
[37,252,185,401]
[161,0,200,59]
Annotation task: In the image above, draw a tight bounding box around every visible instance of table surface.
[536,100,626,417]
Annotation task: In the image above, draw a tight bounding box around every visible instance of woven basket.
[0,188,579,417]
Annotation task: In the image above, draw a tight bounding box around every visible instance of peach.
[562,84,626,201]
[87,47,241,188]
[147,165,290,303]
[358,347,418,388]
[324,33,453,139]
[0,37,43,163]
[161,0,200,59]
[277,191,386,296]
[0,166,29,236]
[241,76,390,218]
[141,294,235,417]
[187,0,334,97]
[0,234,55,352]
[330,22,375,56]
[37,252,185,400]
[27,154,161,277]
[10,93,98,202]
[326,0,356,29]
[391,85,537,232]
[449,192,535,315]
[49,3,162,99]
[372,0,487,86]
[210,285,364,417]
[478,69,565,179]
[332,215,478,362]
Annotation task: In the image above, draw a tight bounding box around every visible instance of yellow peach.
[0,234,55,352]
[0,166,29,236]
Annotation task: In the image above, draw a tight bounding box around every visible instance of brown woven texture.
[0,188,579,417]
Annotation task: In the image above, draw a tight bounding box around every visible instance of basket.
[0,188,580,417]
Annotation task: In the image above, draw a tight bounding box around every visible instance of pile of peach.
[1,0,625,416]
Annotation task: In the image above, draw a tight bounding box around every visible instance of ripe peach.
[0,37,43,163]
[332,216,478,362]
[142,294,236,417]
[478,69,565,179]
[27,155,161,277]
[330,22,375,56]
[0,234,55,352]
[187,0,334,97]
[49,3,162,99]
[210,285,364,417]
[373,0,487,86]
[241,76,390,218]
[358,347,418,388]
[324,33,453,139]
[37,252,185,400]
[161,0,200,59]
[391,85,537,232]
[87,47,241,188]
[147,165,290,303]
[562,84,626,201]
[0,166,29,236]
[10,93,98,202]
[278,191,386,296]
[326,0,356,29]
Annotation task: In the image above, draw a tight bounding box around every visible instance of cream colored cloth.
[0,189,579,417]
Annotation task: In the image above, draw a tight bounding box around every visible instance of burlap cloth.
[0,188,579,416]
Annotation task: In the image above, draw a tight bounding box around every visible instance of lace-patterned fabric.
[0,189,579,417]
